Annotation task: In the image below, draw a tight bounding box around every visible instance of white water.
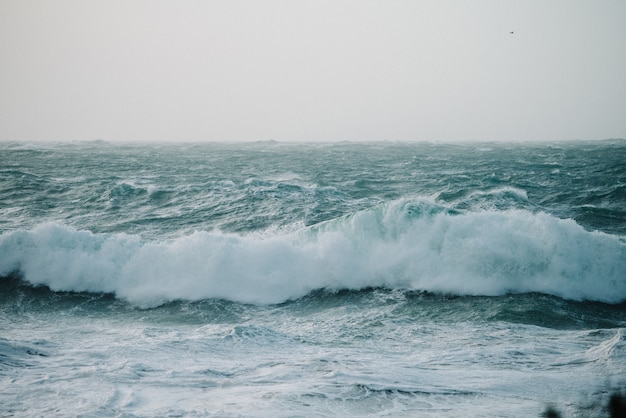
[2,293,624,417]
[1,199,624,307]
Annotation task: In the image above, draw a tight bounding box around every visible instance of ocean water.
[1,139,625,417]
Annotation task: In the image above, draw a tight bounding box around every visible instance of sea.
[1,139,625,417]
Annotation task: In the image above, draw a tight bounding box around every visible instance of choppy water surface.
[1,140,625,416]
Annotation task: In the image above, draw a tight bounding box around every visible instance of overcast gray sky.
[1,0,625,142]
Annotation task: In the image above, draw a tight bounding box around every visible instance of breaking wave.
[1,199,624,307]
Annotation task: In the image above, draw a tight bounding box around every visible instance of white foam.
[466,186,529,201]
[1,199,625,307]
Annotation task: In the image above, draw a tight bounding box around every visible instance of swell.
[0,199,624,307]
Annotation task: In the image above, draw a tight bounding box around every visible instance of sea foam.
[1,199,625,307]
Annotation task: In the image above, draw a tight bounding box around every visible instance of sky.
[1,0,625,142]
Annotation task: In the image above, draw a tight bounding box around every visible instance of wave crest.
[1,200,624,307]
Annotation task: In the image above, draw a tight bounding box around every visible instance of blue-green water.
[1,140,625,416]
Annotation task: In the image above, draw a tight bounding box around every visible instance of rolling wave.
[1,199,624,307]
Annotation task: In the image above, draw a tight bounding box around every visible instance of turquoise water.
[1,140,625,416]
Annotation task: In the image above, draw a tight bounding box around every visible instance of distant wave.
[1,199,625,307]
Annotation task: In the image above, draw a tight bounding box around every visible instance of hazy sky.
[1,0,625,142]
